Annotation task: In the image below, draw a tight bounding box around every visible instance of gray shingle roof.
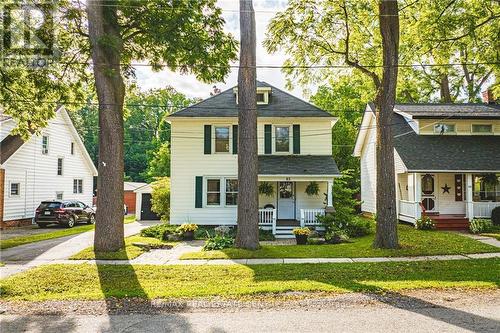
[258,155,340,175]
[393,114,500,172]
[394,103,500,119]
[169,81,333,118]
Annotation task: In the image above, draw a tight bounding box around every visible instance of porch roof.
[393,114,500,172]
[258,155,340,176]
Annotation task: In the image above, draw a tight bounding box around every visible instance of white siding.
[0,119,17,141]
[295,182,327,217]
[360,115,377,214]
[435,173,466,214]
[170,117,333,225]
[2,111,95,221]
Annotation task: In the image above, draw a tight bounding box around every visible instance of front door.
[421,174,438,212]
[278,181,295,219]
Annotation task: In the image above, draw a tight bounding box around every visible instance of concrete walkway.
[0,220,160,278]
[461,233,500,248]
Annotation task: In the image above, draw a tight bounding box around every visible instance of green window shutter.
[264,124,272,154]
[232,125,238,154]
[204,125,211,154]
[195,176,203,208]
[293,124,300,154]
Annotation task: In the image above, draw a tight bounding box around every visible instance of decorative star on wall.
[441,184,451,194]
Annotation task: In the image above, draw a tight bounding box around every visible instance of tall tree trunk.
[87,0,125,252]
[235,0,259,250]
[439,74,452,102]
[373,0,399,249]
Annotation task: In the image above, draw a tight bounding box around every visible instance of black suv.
[35,200,96,228]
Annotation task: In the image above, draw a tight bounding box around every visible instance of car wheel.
[87,214,96,225]
[67,216,76,228]
[37,223,48,228]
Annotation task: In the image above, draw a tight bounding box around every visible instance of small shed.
[134,184,160,221]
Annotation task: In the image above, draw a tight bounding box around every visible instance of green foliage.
[150,177,170,222]
[140,223,177,240]
[491,207,500,226]
[202,235,234,251]
[470,219,494,234]
[144,143,171,182]
[415,216,436,231]
[305,181,320,196]
[258,182,274,197]
[259,228,275,241]
[319,215,372,239]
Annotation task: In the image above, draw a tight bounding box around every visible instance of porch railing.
[399,200,419,218]
[471,202,500,218]
[258,208,276,234]
[300,208,325,227]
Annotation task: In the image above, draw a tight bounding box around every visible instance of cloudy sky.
[134,0,307,100]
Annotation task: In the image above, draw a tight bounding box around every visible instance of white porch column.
[327,179,333,207]
[414,173,421,219]
[466,173,473,221]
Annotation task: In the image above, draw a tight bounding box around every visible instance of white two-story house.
[168,81,340,237]
[354,103,500,229]
[0,106,97,228]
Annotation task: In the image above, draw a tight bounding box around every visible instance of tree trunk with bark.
[87,0,126,252]
[373,0,399,249]
[439,74,452,103]
[235,0,259,250]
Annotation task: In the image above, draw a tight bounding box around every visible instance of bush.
[202,235,234,251]
[470,218,494,234]
[151,177,170,222]
[345,216,372,237]
[140,223,177,240]
[415,216,436,230]
[324,230,349,244]
[177,223,198,233]
[492,206,500,226]
[259,228,275,241]
[307,237,325,245]
[317,214,372,238]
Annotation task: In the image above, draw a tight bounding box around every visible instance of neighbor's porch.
[256,177,334,236]
[397,172,500,228]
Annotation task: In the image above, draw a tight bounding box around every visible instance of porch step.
[430,215,469,231]
[274,226,296,239]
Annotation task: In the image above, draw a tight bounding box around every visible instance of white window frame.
[471,123,493,135]
[224,178,238,207]
[205,178,222,206]
[433,123,456,135]
[56,191,64,200]
[57,157,64,176]
[9,182,20,197]
[73,179,83,194]
[213,125,231,154]
[274,125,291,154]
[42,135,49,154]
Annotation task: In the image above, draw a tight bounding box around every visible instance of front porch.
[397,172,500,228]
[256,179,332,237]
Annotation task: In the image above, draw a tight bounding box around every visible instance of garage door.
[140,193,160,220]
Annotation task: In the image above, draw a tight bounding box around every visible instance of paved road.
[0,220,160,278]
[1,292,499,332]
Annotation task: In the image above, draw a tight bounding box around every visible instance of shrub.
[177,223,198,233]
[344,216,372,237]
[140,223,177,240]
[307,237,325,245]
[259,228,275,241]
[194,226,216,239]
[202,235,234,251]
[470,218,493,234]
[415,216,436,230]
[491,206,500,226]
[293,227,311,236]
[317,214,372,238]
[151,177,170,222]
[324,230,349,244]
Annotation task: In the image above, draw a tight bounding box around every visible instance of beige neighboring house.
[167,81,341,238]
[0,107,97,228]
[354,102,500,229]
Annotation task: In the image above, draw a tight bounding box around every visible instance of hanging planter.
[481,173,499,186]
[259,182,274,197]
[305,181,320,196]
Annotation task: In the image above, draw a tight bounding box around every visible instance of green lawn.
[70,235,176,260]
[0,216,136,250]
[181,224,499,260]
[0,258,498,301]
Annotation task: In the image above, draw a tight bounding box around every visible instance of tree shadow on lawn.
[96,262,196,333]
[249,262,500,333]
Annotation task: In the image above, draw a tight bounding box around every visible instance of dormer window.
[472,124,492,134]
[257,92,265,103]
[233,86,271,105]
[434,123,455,134]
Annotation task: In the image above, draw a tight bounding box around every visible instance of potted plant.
[176,223,198,240]
[293,227,311,245]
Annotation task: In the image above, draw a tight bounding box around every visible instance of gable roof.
[169,81,334,118]
[392,113,500,172]
[394,103,500,119]
[0,106,98,176]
